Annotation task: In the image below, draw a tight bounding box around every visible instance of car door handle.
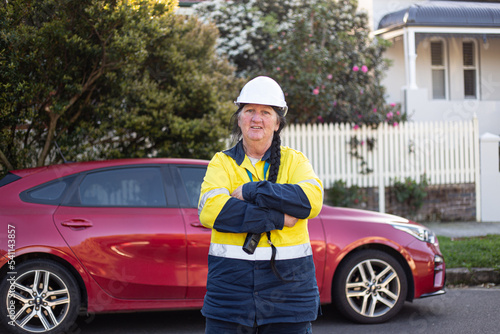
[61,219,93,228]
[190,222,210,229]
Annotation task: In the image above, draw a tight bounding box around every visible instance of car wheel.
[0,259,81,334]
[333,249,408,324]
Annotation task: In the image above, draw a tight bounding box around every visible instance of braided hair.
[231,104,287,183]
[267,131,281,183]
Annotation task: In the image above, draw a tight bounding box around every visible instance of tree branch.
[37,109,60,167]
[0,148,14,171]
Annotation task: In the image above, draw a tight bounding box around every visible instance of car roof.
[10,158,209,179]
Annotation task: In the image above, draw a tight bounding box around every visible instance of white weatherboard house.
[366,0,500,136]
[360,0,500,221]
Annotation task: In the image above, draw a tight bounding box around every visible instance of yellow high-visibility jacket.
[198,140,324,326]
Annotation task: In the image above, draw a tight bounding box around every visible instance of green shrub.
[326,180,366,208]
[391,174,429,215]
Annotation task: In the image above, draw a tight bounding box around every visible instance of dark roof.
[378,1,500,31]
[178,1,206,7]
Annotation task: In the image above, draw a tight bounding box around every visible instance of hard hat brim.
[234,101,288,116]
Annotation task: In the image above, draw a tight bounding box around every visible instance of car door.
[53,165,188,300]
[170,164,211,299]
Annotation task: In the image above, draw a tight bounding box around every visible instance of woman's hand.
[284,214,298,228]
[232,186,297,228]
[231,185,244,200]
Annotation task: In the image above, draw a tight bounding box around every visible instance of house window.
[463,41,477,99]
[431,41,446,99]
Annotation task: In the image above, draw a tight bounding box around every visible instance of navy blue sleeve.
[212,197,285,234]
[242,181,311,219]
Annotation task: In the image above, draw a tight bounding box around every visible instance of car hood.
[318,205,421,227]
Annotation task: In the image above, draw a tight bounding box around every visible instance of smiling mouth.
[251,126,263,129]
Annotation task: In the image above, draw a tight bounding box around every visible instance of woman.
[198,76,323,333]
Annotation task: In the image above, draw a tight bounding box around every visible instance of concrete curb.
[446,268,500,286]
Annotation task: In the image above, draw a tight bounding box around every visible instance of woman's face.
[238,104,280,146]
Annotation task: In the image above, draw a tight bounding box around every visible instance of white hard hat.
[235,76,288,116]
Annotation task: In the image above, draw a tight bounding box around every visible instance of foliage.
[326,179,366,208]
[391,174,429,215]
[194,0,408,126]
[348,133,377,175]
[194,0,302,76]
[0,0,241,175]
[438,235,500,270]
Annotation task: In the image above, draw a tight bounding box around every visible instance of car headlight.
[391,223,437,245]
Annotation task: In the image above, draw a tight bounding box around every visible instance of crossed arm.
[231,184,300,228]
[199,153,323,234]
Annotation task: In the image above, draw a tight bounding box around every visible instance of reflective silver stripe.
[209,243,312,261]
[298,178,324,197]
[198,188,230,216]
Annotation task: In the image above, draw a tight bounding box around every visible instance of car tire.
[0,259,81,334]
[332,249,408,324]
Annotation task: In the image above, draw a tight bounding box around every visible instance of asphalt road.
[70,287,500,334]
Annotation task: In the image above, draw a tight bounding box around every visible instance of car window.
[79,167,166,207]
[0,172,22,187]
[177,167,206,208]
[30,182,67,200]
[20,176,77,205]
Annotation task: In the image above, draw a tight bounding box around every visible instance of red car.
[0,158,445,334]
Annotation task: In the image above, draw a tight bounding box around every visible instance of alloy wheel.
[333,249,408,324]
[0,259,81,334]
[8,269,70,332]
[344,258,401,318]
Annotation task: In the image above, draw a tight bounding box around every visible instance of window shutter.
[463,42,474,66]
[431,42,443,66]
[431,41,446,99]
[463,42,477,98]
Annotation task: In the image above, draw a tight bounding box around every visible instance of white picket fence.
[281,118,480,213]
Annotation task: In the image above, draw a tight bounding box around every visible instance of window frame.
[462,39,479,99]
[429,38,449,100]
